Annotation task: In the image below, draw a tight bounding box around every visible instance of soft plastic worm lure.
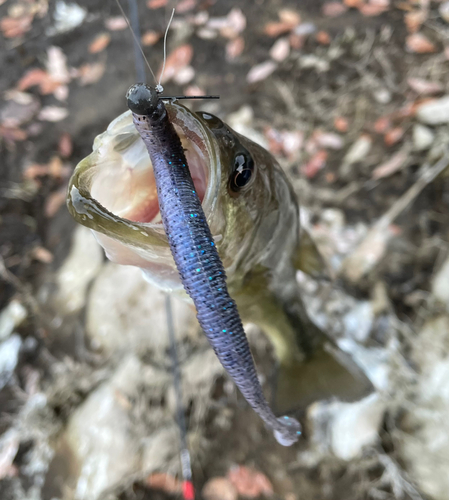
[126,83,301,446]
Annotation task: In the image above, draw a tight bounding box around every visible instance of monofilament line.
[156,8,175,93]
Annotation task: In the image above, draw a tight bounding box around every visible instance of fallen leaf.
[17,69,59,95]
[89,33,111,54]
[177,0,197,13]
[183,85,206,96]
[374,116,392,134]
[384,127,404,146]
[105,16,128,31]
[301,150,328,179]
[406,33,436,53]
[247,61,277,84]
[141,30,161,46]
[404,10,426,33]
[147,0,168,8]
[173,65,195,85]
[220,8,246,39]
[0,15,33,38]
[407,78,443,96]
[0,125,27,142]
[279,9,301,26]
[344,0,363,7]
[269,37,290,62]
[264,12,300,37]
[23,156,68,181]
[316,31,331,45]
[202,478,237,500]
[226,36,245,61]
[146,473,182,494]
[0,97,40,128]
[58,132,72,158]
[359,0,390,16]
[75,62,106,85]
[313,130,344,149]
[158,44,194,84]
[31,246,54,263]
[38,107,68,122]
[227,466,274,498]
[0,431,20,480]
[372,150,408,179]
[322,2,348,17]
[334,116,349,132]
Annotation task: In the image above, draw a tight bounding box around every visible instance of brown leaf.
[279,9,301,26]
[58,132,73,158]
[322,2,349,17]
[404,10,426,33]
[301,150,328,179]
[76,62,106,85]
[374,116,392,134]
[406,33,436,53]
[407,77,443,96]
[158,44,194,84]
[372,150,408,179]
[24,156,67,181]
[226,36,245,61]
[344,0,363,7]
[227,466,274,498]
[89,33,111,54]
[177,0,197,13]
[183,84,206,96]
[0,125,27,142]
[0,15,33,38]
[246,61,277,84]
[316,30,331,45]
[17,69,58,95]
[146,473,182,494]
[31,246,54,263]
[202,478,237,500]
[141,30,161,46]
[147,0,168,8]
[359,0,390,16]
[384,127,404,146]
[105,16,128,31]
[313,130,344,149]
[334,116,349,132]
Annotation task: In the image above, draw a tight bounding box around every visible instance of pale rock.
[413,124,434,151]
[141,426,179,474]
[86,263,196,354]
[56,226,103,314]
[416,96,449,125]
[64,356,146,500]
[307,393,385,461]
[0,335,22,390]
[440,2,449,23]
[340,135,372,179]
[432,255,449,306]
[47,1,87,36]
[0,300,27,341]
[342,301,374,343]
[398,315,449,500]
[226,106,268,149]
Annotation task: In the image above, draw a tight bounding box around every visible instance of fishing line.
[123,0,196,498]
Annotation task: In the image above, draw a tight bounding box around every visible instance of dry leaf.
[406,33,436,53]
[344,0,363,7]
[158,44,194,84]
[17,69,58,94]
[173,66,195,85]
[0,125,27,142]
[334,116,349,132]
[89,33,111,54]
[226,36,245,61]
[0,15,33,38]
[316,31,331,45]
[183,85,206,96]
[38,106,68,122]
[359,0,390,16]
[141,30,161,46]
[246,61,277,84]
[322,2,348,17]
[264,12,299,37]
[202,478,237,500]
[76,62,106,85]
[313,130,344,149]
[105,16,128,31]
[279,9,301,26]
[0,431,20,480]
[147,0,168,8]
[58,132,72,158]
[146,473,182,494]
[404,10,426,33]
[227,466,274,498]
[374,116,392,134]
[407,77,443,95]
[269,37,290,62]
[372,150,408,179]
[301,150,328,179]
[384,127,404,146]
[177,0,197,13]
[31,246,54,263]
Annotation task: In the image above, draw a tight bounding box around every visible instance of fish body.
[67,95,372,420]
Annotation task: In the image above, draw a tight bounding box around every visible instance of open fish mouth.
[67,102,222,290]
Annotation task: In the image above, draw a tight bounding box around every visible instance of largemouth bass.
[67,91,372,430]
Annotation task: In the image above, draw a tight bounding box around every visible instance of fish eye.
[229,152,255,193]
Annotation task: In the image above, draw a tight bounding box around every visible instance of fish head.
[67,101,299,293]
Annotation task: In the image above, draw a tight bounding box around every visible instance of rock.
[56,226,103,314]
[340,135,372,179]
[86,263,197,354]
[0,335,22,390]
[0,300,27,341]
[432,255,449,306]
[226,106,268,149]
[398,315,449,500]
[413,124,434,151]
[202,477,237,500]
[342,301,374,343]
[416,96,449,125]
[440,2,449,23]
[141,426,179,475]
[307,393,385,461]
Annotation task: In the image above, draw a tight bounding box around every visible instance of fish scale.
[127,83,301,446]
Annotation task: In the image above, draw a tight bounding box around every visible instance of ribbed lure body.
[126,84,300,446]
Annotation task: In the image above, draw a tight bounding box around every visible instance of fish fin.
[273,341,373,414]
[293,228,331,280]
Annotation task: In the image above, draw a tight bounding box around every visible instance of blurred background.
[1,0,449,499]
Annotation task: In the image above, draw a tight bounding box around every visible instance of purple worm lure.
[126,83,301,446]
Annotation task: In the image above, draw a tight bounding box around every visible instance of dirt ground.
[1,0,449,499]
